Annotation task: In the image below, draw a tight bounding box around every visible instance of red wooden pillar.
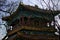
[21,16,25,26]
[27,16,30,26]
[39,21,40,27]
[32,20,34,27]
[19,16,22,26]
[27,15,31,26]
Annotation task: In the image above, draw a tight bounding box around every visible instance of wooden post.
[27,16,31,26]
[21,16,25,26]
[19,17,22,26]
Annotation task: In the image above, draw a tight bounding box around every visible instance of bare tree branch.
[51,0,59,10]
[38,0,44,9]
[42,0,49,9]
[28,0,35,5]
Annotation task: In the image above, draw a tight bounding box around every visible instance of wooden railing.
[17,32,59,40]
[8,25,56,36]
